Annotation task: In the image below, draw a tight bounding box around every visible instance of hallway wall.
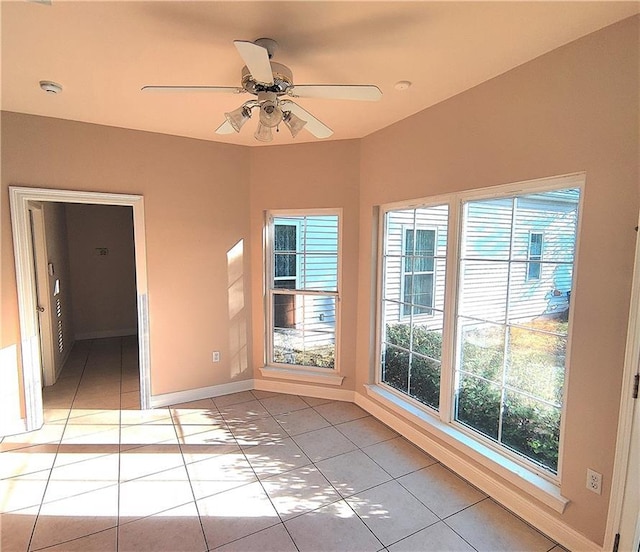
[65,203,137,340]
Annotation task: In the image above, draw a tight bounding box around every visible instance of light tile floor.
[1,337,568,551]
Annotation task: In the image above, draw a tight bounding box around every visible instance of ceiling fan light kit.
[143,38,382,143]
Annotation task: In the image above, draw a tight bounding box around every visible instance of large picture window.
[267,211,340,371]
[379,178,581,476]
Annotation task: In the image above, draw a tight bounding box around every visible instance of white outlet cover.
[586,468,602,494]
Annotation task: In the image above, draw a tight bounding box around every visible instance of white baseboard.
[150,379,254,408]
[355,392,600,552]
[253,378,355,402]
[75,328,138,341]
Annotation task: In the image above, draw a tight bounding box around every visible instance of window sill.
[260,366,345,386]
[364,384,569,514]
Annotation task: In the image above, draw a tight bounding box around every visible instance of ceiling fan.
[142,38,382,142]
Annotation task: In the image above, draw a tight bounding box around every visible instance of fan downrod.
[254,38,278,59]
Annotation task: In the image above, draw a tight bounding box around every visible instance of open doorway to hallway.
[40,202,140,409]
[9,186,151,434]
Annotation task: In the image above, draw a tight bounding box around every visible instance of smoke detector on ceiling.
[39,80,62,94]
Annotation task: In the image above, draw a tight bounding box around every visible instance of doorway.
[9,186,151,432]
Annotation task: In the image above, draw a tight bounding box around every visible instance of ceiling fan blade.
[233,40,274,85]
[288,85,382,101]
[215,120,236,135]
[280,101,333,139]
[142,85,245,94]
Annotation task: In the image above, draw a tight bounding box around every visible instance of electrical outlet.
[212,351,220,363]
[586,468,602,494]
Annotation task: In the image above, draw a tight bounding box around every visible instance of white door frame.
[28,202,57,387]
[9,186,152,431]
[604,218,640,551]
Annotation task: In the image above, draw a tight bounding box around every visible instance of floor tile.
[0,471,49,513]
[300,395,334,407]
[0,444,58,479]
[213,391,257,408]
[52,443,119,469]
[44,453,119,503]
[0,506,39,551]
[313,401,369,425]
[315,449,392,498]
[15,337,562,552]
[242,437,311,479]
[218,400,270,423]
[292,426,358,462]
[227,415,287,446]
[31,485,119,550]
[250,389,279,400]
[119,443,184,481]
[262,464,341,520]
[387,520,475,551]
[398,463,486,518]
[38,527,117,551]
[197,481,280,550]
[346,479,439,546]
[180,443,240,465]
[285,499,383,552]
[275,407,331,437]
[119,408,172,425]
[335,416,398,448]
[213,522,297,552]
[186,451,257,499]
[175,424,236,446]
[119,423,178,447]
[66,409,121,425]
[170,399,216,410]
[171,408,223,426]
[363,436,437,478]
[118,466,193,521]
[259,394,308,416]
[0,424,65,452]
[445,498,555,552]
[118,503,207,552]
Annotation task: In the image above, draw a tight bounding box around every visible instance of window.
[379,178,581,476]
[267,211,340,371]
[402,228,436,316]
[527,232,544,280]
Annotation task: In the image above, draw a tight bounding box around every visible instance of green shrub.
[383,323,560,472]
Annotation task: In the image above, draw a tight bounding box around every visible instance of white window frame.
[373,173,584,505]
[400,226,437,319]
[263,209,344,385]
[526,231,544,281]
[273,220,301,290]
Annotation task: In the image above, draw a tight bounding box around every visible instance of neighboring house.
[383,190,579,330]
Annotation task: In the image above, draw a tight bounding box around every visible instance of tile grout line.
[170,397,224,552]
[26,339,94,552]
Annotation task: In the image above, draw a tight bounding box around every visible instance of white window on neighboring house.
[379,176,582,479]
[266,211,340,372]
[402,228,436,316]
[527,232,544,280]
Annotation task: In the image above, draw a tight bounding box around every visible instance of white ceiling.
[2,1,638,147]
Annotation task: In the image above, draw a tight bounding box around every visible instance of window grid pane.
[454,188,579,473]
[381,204,449,411]
[270,214,339,371]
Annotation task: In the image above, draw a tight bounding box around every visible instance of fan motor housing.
[241,62,293,96]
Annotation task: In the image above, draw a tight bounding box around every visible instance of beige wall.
[1,14,638,546]
[65,203,137,340]
[42,202,74,377]
[1,117,252,396]
[357,15,639,545]
[249,140,361,390]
